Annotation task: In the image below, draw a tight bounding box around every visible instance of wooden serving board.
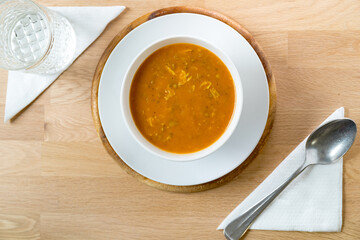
[91,6,277,192]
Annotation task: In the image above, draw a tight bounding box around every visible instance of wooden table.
[1,1,359,239]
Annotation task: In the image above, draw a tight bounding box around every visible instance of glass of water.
[0,0,76,74]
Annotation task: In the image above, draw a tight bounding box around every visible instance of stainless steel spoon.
[224,118,357,240]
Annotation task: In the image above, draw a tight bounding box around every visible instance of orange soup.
[130,43,235,153]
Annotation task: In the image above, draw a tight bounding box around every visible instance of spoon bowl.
[305,119,357,165]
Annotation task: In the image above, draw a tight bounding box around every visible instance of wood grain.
[41,142,123,177]
[0,212,40,240]
[0,141,41,176]
[0,0,360,239]
[0,104,44,141]
[288,31,360,69]
[44,103,97,142]
[91,6,276,192]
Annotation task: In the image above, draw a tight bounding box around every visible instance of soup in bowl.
[121,36,243,161]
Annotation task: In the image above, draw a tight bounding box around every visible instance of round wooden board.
[91,6,277,193]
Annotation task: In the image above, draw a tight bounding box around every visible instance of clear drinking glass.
[0,0,76,74]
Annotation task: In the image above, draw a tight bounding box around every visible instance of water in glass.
[0,0,76,74]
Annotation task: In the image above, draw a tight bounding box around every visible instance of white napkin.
[4,6,125,122]
[218,107,344,232]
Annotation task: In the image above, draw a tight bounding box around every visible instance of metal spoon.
[224,118,357,240]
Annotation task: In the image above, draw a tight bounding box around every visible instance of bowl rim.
[120,35,243,161]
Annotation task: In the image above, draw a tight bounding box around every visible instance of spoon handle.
[224,165,307,240]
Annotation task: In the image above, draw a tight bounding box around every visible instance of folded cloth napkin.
[218,107,344,232]
[4,6,125,122]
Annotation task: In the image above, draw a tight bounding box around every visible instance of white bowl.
[121,36,243,161]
